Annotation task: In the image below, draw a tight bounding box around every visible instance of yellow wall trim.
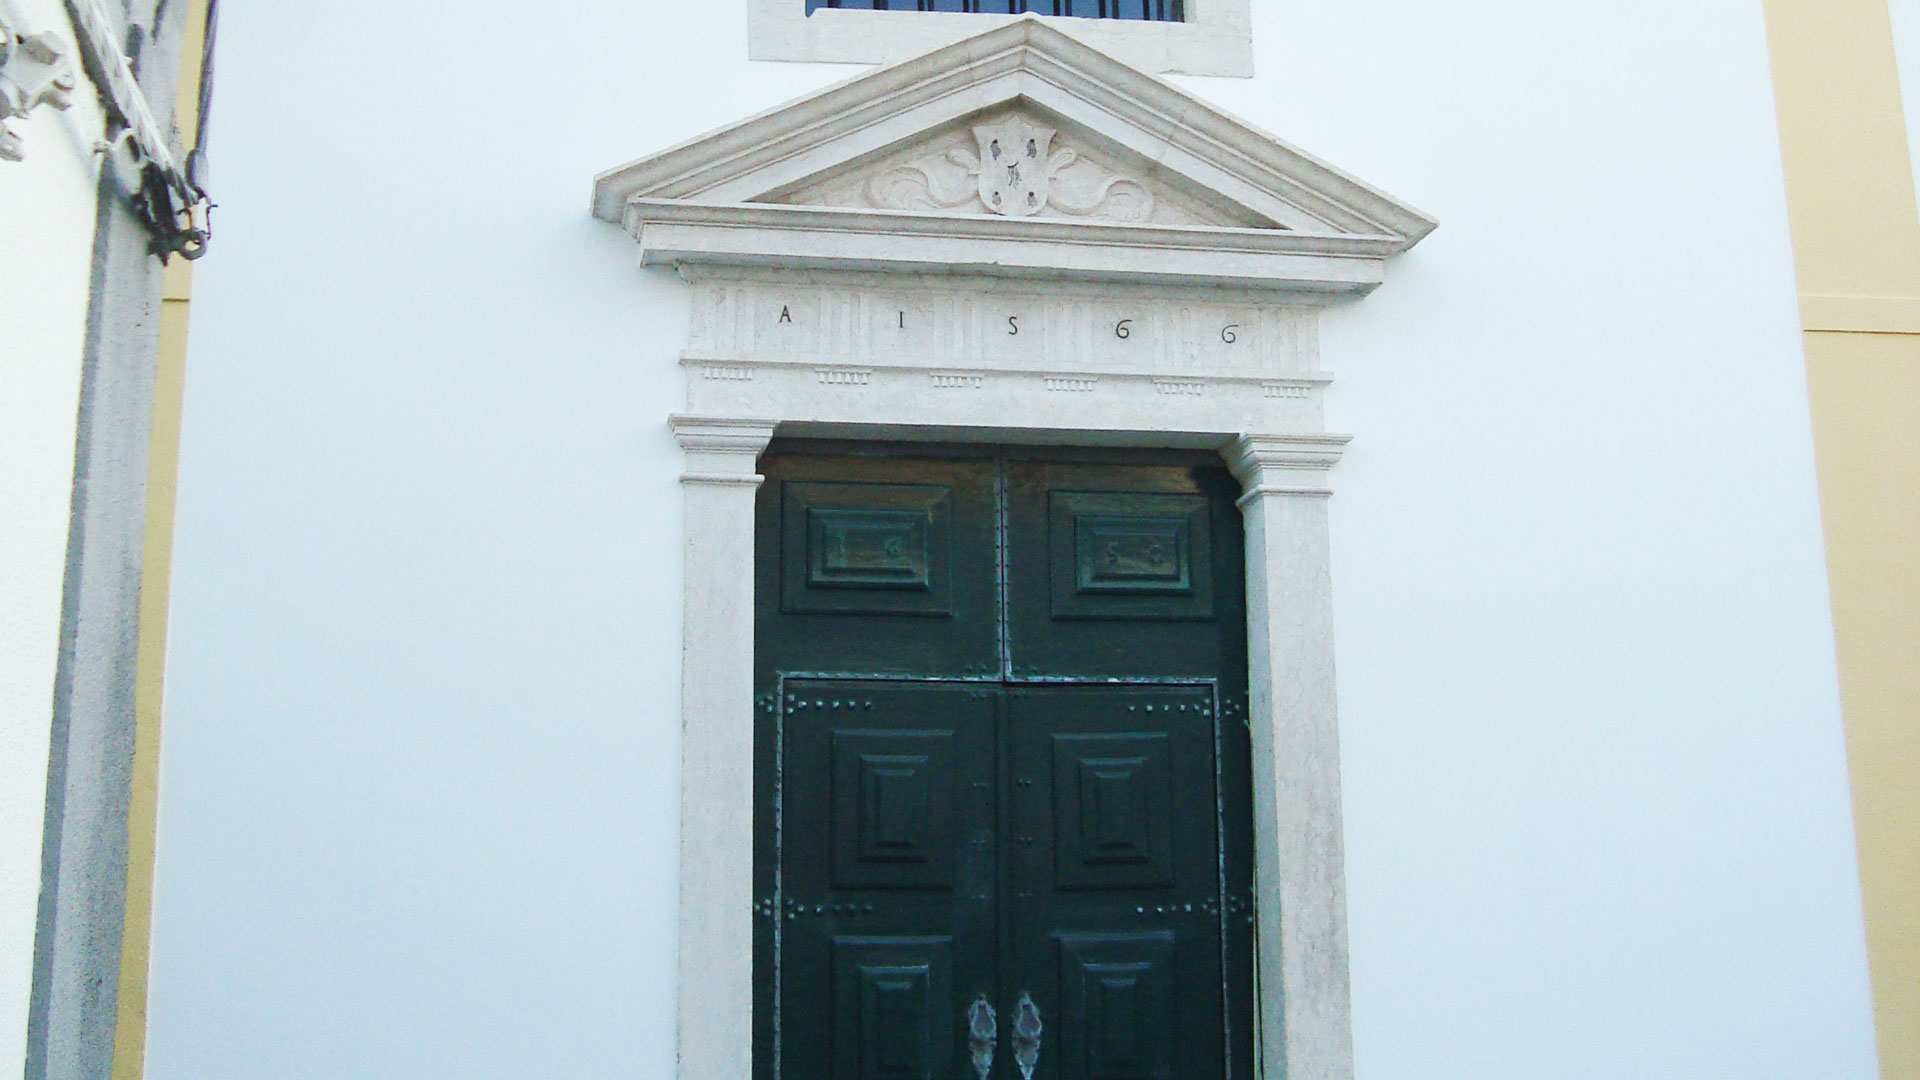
[1765,0,1920,1077]
[160,270,191,303]
[1801,294,1920,334]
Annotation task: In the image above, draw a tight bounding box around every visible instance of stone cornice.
[629,201,1400,293]
[671,415,777,486]
[1227,433,1352,500]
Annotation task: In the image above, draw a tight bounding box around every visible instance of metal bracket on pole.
[61,0,211,259]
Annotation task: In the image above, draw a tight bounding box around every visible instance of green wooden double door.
[754,445,1255,1080]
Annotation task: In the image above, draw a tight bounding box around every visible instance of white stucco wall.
[145,2,1874,1078]
[0,0,100,1066]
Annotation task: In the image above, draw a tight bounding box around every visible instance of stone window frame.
[746,0,1255,77]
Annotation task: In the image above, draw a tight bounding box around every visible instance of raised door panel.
[779,680,997,1080]
[831,730,959,890]
[1049,492,1213,622]
[1050,733,1174,891]
[785,482,953,616]
[1006,684,1225,1080]
[1056,933,1176,1080]
[831,936,955,1080]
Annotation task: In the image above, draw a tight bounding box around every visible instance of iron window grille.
[805,0,1185,20]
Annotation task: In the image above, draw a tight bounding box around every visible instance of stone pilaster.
[671,415,776,1080]
[1227,432,1355,1080]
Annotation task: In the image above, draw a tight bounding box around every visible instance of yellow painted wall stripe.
[111,1,209,1075]
[1767,0,1920,293]
[1763,1,1920,1076]
[1800,295,1920,334]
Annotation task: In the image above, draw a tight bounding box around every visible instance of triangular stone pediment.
[593,17,1434,292]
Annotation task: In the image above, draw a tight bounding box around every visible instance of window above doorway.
[804,0,1185,21]
[749,4,1252,77]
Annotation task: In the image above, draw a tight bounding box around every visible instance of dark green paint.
[756,445,1253,1080]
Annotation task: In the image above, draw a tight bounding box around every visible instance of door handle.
[1012,992,1043,1080]
[967,994,996,1080]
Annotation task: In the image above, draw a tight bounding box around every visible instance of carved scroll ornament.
[865,114,1156,223]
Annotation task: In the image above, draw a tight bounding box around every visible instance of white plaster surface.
[0,0,98,1065]
[143,2,1874,1079]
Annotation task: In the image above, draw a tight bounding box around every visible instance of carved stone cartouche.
[862,112,1156,223]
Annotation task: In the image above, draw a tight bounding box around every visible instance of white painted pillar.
[1227,433,1356,1080]
[671,415,777,1080]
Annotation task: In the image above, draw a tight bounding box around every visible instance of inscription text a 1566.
[688,276,1321,385]
[764,297,1259,353]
